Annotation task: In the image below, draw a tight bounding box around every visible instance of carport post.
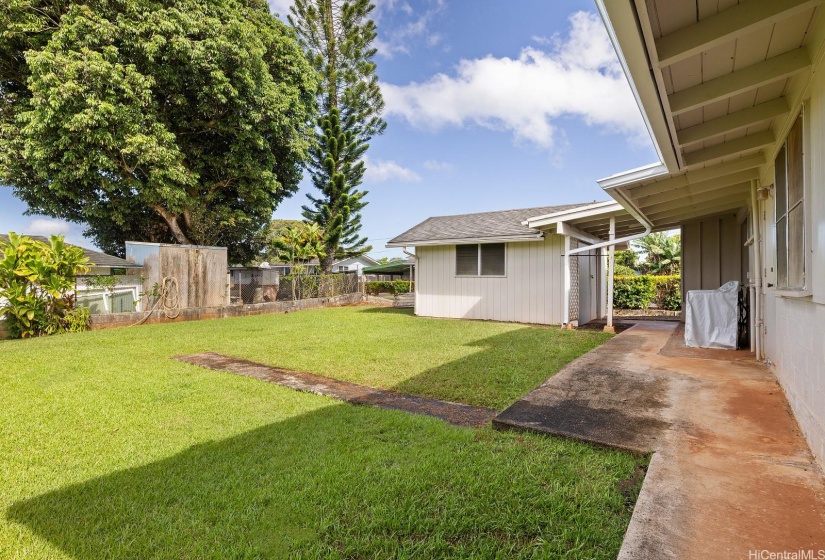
[604,217,616,333]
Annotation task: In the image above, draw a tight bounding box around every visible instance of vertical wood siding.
[416,235,565,325]
[682,214,742,294]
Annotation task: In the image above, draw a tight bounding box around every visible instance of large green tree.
[632,232,681,276]
[0,0,316,263]
[289,0,385,272]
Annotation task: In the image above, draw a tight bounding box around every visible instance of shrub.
[0,233,90,338]
[613,275,655,309]
[365,280,414,296]
[613,264,637,276]
[613,275,681,311]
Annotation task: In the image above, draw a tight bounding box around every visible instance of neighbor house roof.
[0,234,140,268]
[386,203,596,247]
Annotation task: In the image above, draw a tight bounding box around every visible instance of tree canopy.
[290,0,385,272]
[0,0,316,263]
[632,232,681,276]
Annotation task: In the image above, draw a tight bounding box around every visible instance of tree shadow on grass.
[7,401,637,559]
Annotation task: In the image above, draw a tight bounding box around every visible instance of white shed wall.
[415,235,566,325]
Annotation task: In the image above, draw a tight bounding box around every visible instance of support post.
[604,217,616,333]
[562,236,571,328]
[750,180,763,360]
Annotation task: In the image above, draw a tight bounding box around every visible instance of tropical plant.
[0,0,316,263]
[632,232,681,275]
[614,250,639,273]
[0,233,90,337]
[290,0,386,272]
[269,223,326,300]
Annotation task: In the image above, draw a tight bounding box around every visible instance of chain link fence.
[230,269,361,304]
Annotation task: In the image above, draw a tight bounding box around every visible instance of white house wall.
[755,51,825,468]
[415,235,566,325]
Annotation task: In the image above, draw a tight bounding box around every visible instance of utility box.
[126,242,228,309]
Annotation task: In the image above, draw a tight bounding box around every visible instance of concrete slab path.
[495,321,825,559]
[175,352,497,428]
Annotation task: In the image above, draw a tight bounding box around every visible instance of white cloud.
[26,218,71,237]
[374,0,446,58]
[380,11,647,150]
[423,160,454,172]
[267,0,293,17]
[364,158,421,183]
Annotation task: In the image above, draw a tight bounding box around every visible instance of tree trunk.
[153,205,193,245]
[320,251,335,274]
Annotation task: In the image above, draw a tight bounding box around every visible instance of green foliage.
[613,275,681,311]
[62,306,92,333]
[614,250,638,271]
[632,232,681,275]
[291,0,386,271]
[0,232,90,337]
[280,272,359,300]
[0,0,316,262]
[613,264,636,276]
[265,222,325,266]
[365,280,413,295]
[82,275,121,291]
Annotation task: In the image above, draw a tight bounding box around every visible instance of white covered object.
[684,281,739,349]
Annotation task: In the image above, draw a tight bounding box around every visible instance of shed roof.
[0,234,140,268]
[386,203,596,247]
[362,260,415,274]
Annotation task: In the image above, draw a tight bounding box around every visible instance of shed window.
[455,243,506,276]
[775,113,806,290]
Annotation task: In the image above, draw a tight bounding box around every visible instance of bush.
[613,264,636,276]
[613,275,681,311]
[365,280,414,296]
[0,233,91,338]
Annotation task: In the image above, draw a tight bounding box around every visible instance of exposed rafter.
[638,182,751,215]
[677,98,790,146]
[623,154,764,199]
[668,48,811,115]
[644,194,749,222]
[655,0,823,67]
[634,170,758,207]
[682,130,775,167]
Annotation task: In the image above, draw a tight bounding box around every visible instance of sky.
[0,0,659,259]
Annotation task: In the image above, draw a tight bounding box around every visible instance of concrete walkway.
[495,321,825,559]
[175,352,497,428]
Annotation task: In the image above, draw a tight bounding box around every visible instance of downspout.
[563,236,571,327]
[402,248,418,315]
[605,217,616,333]
[750,181,764,361]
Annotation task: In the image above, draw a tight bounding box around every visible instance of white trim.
[521,201,618,225]
[387,234,543,248]
[597,162,670,190]
[525,203,625,229]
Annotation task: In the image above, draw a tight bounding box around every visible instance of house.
[0,234,144,313]
[388,0,825,468]
[331,255,379,274]
[593,0,825,468]
[386,203,631,325]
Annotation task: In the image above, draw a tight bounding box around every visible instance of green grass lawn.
[0,306,643,559]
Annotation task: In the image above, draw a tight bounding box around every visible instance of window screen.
[456,245,479,275]
[775,114,805,290]
[480,243,505,276]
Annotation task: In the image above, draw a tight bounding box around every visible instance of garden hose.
[132,276,181,326]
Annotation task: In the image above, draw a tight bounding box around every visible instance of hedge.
[613,275,681,311]
[365,280,414,296]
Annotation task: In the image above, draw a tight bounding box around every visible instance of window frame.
[773,107,812,297]
[454,243,507,278]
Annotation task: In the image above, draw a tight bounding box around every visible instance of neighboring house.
[332,255,379,274]
[386,203,632,325]
[0,234,144,313]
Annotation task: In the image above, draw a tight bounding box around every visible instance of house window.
[775,113,806,290]
[455,243,505,276]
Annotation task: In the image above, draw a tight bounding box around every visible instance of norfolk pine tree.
[289,0,386,273]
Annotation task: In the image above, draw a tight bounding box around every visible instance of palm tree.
[632,232,681,275]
